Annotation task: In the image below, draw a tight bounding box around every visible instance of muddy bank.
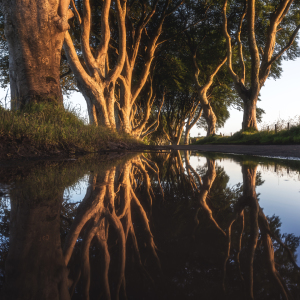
[0,135,149,161]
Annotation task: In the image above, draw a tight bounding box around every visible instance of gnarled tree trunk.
[63,0,126,129]
[202,103,217,136]
[2,0,69,109]
[184,106,203,144]
[242,97,258,130]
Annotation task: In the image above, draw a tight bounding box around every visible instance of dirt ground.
[168,144,300,159]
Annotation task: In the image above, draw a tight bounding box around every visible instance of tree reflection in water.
[0,152,300,299]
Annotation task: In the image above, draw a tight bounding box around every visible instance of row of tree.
[1,0,300,142]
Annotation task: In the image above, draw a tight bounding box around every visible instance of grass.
[194,126,300,145]
[0,103,142,158]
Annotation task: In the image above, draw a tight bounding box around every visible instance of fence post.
[231,132,232,136]
[267,126,269,132]
[275,124,277,133]
[287,122,290,130]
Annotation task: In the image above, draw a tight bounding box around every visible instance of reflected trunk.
[3,183,70,300]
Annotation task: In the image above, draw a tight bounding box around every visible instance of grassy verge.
[194,127,300,145]
[0,103,143,159]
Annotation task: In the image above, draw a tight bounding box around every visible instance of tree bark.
[189,43,227,136]
[183,131,190,145]
[243,97,258,130]
[2,0,69,109]
[63,0,126,128]
[202,103,217,136]
[184,106,202,144]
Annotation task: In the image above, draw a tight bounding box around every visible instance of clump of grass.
[0,103,142,156]
[194,125,300,145]
[260,116,300,132]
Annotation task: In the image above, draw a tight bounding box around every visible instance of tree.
[64,0,126,128]
[222,0,300,130]
[161,88,198,145]
[184,105,203,144]
[117,0,183,134]
[64,0,182,133]
[181,2,229,136]
[1,0,72,109]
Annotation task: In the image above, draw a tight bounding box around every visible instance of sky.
[1,57,300,137]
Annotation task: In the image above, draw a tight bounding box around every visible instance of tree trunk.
[184,130,190,145]
[171,124,184,145]
[78,82,115,128]
[63,0,126,129]
[242,97,258,130]
[119,107,132,134]
[203,103,217,136]
[3,0,66,109]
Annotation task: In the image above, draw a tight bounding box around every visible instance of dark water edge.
[0,150,300,300]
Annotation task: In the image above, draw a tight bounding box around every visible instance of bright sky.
[1,57,300,137]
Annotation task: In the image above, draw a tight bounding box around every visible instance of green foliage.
[0,103,141,157]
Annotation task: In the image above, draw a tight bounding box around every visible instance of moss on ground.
[0,103,143,159]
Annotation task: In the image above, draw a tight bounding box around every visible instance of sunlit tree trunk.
[118,1,174,135]
[243,97,259,130]
[2,0,70,109]
[203,103,217,136]
[63,0,126,128]
[185,31,227,136]
[184,106,203,144]
[194,58,226,136]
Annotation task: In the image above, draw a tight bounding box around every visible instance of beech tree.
[223,0,300,130]
[179,2,229,136]
[117,0,183,134]
[1,0,73,109]
[64,0,183,133]
[64,0,126,128]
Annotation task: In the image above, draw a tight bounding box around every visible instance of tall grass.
[194,116,300,145]
[0,103,141,155]
[259,116,300,132]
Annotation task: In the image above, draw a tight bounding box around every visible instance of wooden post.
[275,124,277,133]
[267,126,269,132]
[287,122,290,130]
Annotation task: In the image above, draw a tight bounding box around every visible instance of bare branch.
[70,0,82,24]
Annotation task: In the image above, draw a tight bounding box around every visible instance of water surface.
[0,151,300,299]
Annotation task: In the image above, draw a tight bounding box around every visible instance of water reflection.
[0,152,300,299]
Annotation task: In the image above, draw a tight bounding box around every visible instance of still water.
[0,150,300,299]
